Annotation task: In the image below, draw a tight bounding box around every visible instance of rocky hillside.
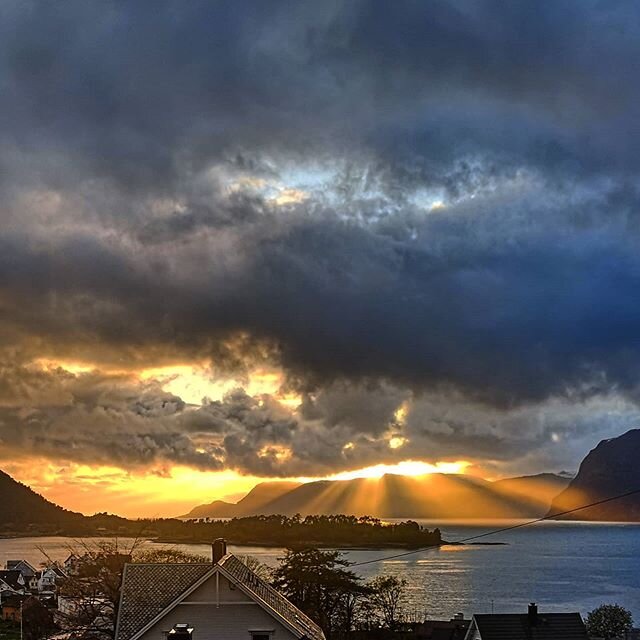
[547,429,640,521]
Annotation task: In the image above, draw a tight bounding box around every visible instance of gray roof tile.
[473,613,588,640]
[116,555,325,640]
[219,554,325,640]
[116,563,211,640]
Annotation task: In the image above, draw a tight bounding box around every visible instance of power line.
[351,486,640,567]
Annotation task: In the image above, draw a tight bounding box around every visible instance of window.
[250,631,273,640]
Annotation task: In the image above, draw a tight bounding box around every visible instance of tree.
[45,539,210,639]
[22,597,55,640]
[133,548,208,564]
[272,548,366,639]
[365,575,408,630]
[238,554,272,581]
[586,604,633,639]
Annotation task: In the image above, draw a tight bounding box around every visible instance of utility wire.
[351,486,640,567]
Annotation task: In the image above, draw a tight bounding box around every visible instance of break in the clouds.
[2,1,640,478]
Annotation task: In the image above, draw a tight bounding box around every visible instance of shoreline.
[151,537,448,550]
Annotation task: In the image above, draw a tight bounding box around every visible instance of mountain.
[0,469,133,535]
[0,469,85,527]
[547,429,640,521]
[492,473,572,516]
[181,481,302,518]
[183,472,570,520]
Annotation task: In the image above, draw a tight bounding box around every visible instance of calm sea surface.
[2,520,639,621]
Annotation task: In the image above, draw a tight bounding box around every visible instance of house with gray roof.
[115,539,325,640]
[5,560,37,579]
[464,604,588,640]
[0,570,26,601]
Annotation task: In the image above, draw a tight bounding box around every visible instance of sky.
[2,1,640,518]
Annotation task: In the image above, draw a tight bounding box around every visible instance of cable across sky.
[350,486,640,567]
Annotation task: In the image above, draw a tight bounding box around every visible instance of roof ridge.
[126,562,212,567]
[218,554,324,639]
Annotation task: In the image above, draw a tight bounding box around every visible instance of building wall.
[136,574,299,640]
[2,606,20,622]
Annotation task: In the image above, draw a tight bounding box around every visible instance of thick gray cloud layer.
[2,1,640,475]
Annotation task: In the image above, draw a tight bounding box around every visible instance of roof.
[5,560,36,577]
[116,563,212,640]
[48,565,68,578]
[116,554,325,640]
[218,554,325,640]
[0,570,24,591]
[470,613,588,640]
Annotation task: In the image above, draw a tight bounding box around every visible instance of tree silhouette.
[586,604,633,639]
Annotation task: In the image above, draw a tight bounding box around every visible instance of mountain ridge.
[182,471,571,520]
[0,469,85,525]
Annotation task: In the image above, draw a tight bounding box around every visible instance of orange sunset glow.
[5,454,473,519]
[3,355,568,519]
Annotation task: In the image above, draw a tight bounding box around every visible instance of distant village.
[1,539,638,640]
[1,553,111,639]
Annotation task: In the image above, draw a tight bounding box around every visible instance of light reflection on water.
[1,520,639,620]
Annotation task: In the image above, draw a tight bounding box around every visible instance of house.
[5,560,39,592]
[464,603,588,640]
[5,559,37,580]
[115,538,325,640]
[36,564,67,594]
[347,615,470,640]
[58,594,111,620]
[419,616,470,640]
[64,553,91,577]
[37,568,57,593]
[1,594,34,622]
[0,570,26,601]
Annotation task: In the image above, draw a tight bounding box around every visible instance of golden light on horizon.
[18,359,474,519]
[7,456,482,520]
[324,459,470,481]
[8,460,261,519]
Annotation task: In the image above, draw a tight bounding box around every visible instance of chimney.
[212,538,227,563]
[528,603,538,626]
[168,624,193,639]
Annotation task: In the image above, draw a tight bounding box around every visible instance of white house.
[37,567,61,594]
[115,539,325,640]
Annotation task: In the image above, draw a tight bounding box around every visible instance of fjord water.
[2,520,639,621]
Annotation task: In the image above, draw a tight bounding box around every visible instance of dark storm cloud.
[1,0,639,191]
[2,1,640,474]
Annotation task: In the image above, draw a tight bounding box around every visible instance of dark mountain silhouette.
[547,429,640,521]
[181,481,301,518]
[183,472,570,519]
[0,469,85,527]
[0,469,133,535]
